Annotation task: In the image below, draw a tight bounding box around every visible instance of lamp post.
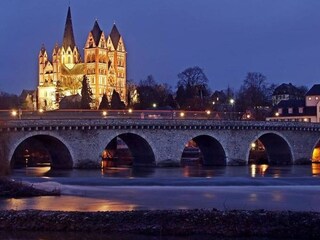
[229,98,235,120]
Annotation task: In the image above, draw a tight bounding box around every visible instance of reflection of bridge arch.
[10,133,73,169]
[247,132,293,165]
[181,135,226,166]
[104,133,155,167]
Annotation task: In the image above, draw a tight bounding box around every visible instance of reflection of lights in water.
[250,164,269,177]
[312,163,320,176]
[250,164,256,177]
[24,166,51,176]
[203,193,215,199]
[272,191,283,202]
[5,196,138,212]
[249,193,257,202]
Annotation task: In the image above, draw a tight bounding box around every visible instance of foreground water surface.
[0,164,319,212]
[0,165,319,239]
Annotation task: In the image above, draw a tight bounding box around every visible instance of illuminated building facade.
[38,7,126,110]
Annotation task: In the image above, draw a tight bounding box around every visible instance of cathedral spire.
[110,23,121,49]
[91,20,102,46]
[62,6,76,50]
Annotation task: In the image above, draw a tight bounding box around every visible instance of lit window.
[316,97,319,100]
[278,108,283,114]
[288,108,293,114]
[299,107,303,114]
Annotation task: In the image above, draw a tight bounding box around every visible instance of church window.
[68,50,71,54]
[68,56,71,63]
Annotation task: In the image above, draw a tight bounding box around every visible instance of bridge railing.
[0,109,247,121]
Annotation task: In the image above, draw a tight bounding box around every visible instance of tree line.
[0,67,307,120]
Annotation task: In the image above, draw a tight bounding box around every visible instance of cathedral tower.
[37,7,127,110]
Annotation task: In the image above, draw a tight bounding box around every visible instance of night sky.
[1,0,320,94]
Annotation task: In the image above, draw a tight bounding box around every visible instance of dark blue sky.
[1,0,320,94]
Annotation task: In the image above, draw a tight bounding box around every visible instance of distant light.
[102,111,107,116]
[128,108,133,113]
[251,142,256,149]
[180,112,185,117]
[212,101,216,105]
[152,103,157,108]
[230,99,235,105]
[206,110,211,115]
[38,109,44,113]
[11,110,17,117]
[246,114,251,119]
[275,112,279,117]
[303,118,308,122]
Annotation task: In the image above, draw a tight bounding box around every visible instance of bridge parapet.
[1,119,320,133]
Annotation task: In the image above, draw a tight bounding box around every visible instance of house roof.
[306,84,320,96]
[273,83,300,96]
[62,7,76,50]
[277,99,304,108]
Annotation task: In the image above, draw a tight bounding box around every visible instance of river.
[1,164,319,212]
[1,164,320,239]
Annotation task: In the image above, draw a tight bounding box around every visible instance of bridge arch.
[311,138,320,163]
[103,132,155,167]
[247,132,293,165]
[9,132,73,169]
[180,134,226,166]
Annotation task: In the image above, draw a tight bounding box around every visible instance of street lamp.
[229,98,235,120]
[152,103,157,108]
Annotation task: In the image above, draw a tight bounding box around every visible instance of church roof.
[110,24,121,49]
[61,63,85,75]
[62,7,76,50]
[91,20,103,46]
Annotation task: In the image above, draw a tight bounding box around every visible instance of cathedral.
[38,7,126,110]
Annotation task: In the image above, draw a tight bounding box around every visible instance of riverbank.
[0,178,60,198]
[0,209,319,239]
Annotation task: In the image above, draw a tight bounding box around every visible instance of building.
[267,84,320,122]
[271,83,304,106]
[38,7,126,110]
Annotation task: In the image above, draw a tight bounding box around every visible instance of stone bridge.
[0,118,320,170]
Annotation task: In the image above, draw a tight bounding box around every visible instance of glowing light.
[38,109,44,113]
[212,101,216,105]
[251,142,256,149]
[128,109,133,113]
[246,114,251,119]
[229,99,235,105]
[180,112,185,117]
[11,110,17,117]
[275,112,279,117]
[206,110,211,115]
[102,111,107,116]
[152,103,157,108]
[303,118,308,122]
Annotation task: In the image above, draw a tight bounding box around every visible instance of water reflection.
[4,196,137,212]
[11,163,320,179]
